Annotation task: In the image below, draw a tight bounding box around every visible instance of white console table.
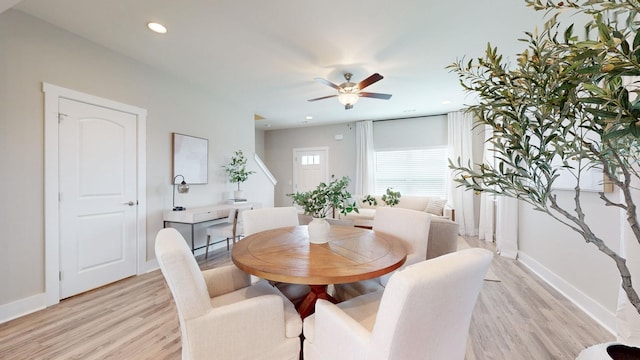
[163,203,254,253]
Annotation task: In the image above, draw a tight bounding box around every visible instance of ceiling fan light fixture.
[309,72,389,110]
[338,92,359,108]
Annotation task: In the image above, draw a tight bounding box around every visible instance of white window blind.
[375,147,448,197]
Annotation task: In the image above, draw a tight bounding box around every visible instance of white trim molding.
[254,153,277,186]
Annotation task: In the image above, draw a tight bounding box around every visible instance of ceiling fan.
[308,73,392,110]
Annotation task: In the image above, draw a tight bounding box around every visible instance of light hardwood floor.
[0,237,613,359]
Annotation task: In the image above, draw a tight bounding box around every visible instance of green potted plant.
[448,0,640,354]
[288,175,358,243]
[223,150,255,200]
[362,187,402,207]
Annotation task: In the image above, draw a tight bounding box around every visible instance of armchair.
[155,228,302,360]
[303,248,493,360]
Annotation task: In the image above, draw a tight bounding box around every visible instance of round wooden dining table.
[231,225,407,318]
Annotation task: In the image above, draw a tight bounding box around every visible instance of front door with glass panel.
[292,147,329,193]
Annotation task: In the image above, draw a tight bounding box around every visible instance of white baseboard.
[0,293,47,324]
[141,258,159,274]
[2,242,226,324]
[143,240,226,274]
[518,251,616,335]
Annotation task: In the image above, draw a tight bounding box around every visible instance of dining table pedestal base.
[296,285,337,319]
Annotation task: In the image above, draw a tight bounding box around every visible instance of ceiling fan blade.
[308,94,338,102]
[360,92,392,100]
[358,73,384,90]
[314,77,341,90]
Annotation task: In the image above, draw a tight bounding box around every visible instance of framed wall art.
[172,133,208,184]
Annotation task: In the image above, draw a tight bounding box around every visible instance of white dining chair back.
[242,206,300,236]
[373,207,431,264]
[333,207,431,301]
[241,206,308,303]
[304,248,493,360]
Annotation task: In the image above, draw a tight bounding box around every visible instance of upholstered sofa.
[339,195,455,228]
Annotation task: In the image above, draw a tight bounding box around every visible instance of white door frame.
[43,83,147,306]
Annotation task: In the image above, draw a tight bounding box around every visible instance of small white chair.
[204,206,249,258]
[333,207,431,301]
[303,248,493,360]
[155,228,302,360]
[242,206,310,303]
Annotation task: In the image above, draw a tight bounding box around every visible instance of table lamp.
[172,175,189,211]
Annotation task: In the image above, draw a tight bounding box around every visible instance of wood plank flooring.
[0,237,613,359]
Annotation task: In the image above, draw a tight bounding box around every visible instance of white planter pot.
[234,190,245,200]
[577,342,640,359]
[308,218,330,244]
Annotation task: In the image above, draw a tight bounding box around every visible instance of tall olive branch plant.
[447,0,640,314]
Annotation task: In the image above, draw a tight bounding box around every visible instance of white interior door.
[293,147,329,193]
[58,98,137,299]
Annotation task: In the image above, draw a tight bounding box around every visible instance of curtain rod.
[371,113,448,123]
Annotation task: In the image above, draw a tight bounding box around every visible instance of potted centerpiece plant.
[448,0,640,356]
[288,175,358,243]
[223,150,255,200]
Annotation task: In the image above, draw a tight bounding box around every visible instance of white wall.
[255,128,266,159]
[373,115,447,149]
[518,190,622,331]
[265,123,357,207]
[0,10,260,313]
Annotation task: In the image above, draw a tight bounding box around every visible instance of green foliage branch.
[448,0,640,314]
[362,188,402,207]
[287,175,359,218]
[223,150,255,191]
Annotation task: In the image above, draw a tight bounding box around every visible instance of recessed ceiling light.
[442,100,452,105]
[305,116,313,120]
[147,22,167,34]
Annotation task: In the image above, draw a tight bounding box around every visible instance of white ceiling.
[10,0,546,130]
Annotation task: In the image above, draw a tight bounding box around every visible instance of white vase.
[308,217,330,244]
[234,190,245,200]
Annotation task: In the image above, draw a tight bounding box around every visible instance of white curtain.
[478,124,518,258]
[447,111,476,236]
[494,196,518,259]
[355,120,375,195]
[478,125,495,242]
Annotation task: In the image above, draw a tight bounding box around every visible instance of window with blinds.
[374,147,448,197]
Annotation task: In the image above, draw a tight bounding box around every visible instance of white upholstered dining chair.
[333,207,431,301]
[303,248,493,360]
[241,206,300,236]
[155,228,302,360]
[242,206,310,303]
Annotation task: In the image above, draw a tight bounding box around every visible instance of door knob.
[124,201,135,206]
